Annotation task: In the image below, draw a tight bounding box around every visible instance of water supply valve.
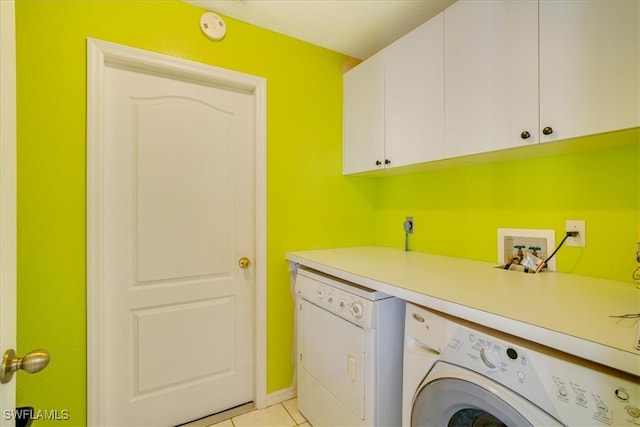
[513,245,525,262]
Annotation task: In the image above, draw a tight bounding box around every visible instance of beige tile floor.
[191,398,308,427]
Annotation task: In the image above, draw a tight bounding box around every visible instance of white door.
[0,0,18,423]
[97,53,256,426]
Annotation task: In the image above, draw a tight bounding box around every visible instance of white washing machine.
[403,303,640,426]
[294,267,405,426]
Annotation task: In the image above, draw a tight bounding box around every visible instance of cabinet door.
[444,0,539,158]
[539,0,639,143]
[385,12,445,167]
[343,54,385,174]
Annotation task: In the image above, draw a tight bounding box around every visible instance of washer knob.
[479,347,501,371]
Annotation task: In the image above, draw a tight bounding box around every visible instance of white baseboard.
[265,386,297,407]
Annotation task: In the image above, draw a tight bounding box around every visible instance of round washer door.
[411,362,563,427]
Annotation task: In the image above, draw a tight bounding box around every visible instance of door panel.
[134,297,235,393]
[102,63,255,426]
[135,97,232,282]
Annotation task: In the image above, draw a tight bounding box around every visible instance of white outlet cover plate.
[498,228,556,271]
[566,220,586,247]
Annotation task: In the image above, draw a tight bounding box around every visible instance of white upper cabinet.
[539,0,640,143]
[444,0,539,158]
[343,53,385,174]
[385,12,445,168]
[343,13,444,174]
[343,0,639,175]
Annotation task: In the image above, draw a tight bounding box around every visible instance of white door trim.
[0,0,17,422]
[86,38,267,426]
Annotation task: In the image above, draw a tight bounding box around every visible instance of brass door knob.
[238,257,252,269]
[542,126,554,135]
[0,348,50,384]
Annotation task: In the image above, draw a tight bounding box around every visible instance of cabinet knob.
[375,160,382,166]
[542,126,554,135]
[384,159,391,165]
[520,131,531,139]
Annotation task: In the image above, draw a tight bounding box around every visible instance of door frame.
[0,0,17,423]
[86,38,267,425]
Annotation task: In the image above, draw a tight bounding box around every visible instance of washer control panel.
[547,364,640,426]
[443,330,543,398]
[295,269,376,327]
[440,325,640,426]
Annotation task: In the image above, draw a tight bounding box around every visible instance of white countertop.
[286,246,640,377]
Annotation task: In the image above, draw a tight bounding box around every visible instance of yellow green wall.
[375,129,640,282]
[14,1,640,425]
[15,1,375,424]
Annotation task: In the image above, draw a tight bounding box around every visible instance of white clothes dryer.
[295,267,405,427]
[403,303,640,426]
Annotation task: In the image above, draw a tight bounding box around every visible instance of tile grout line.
[281,402,296,426]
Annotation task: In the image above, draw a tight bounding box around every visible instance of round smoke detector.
[200,12,226,41]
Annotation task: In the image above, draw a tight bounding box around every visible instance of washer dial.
[479,347,501,371]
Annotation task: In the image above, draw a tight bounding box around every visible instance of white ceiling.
[186,0,455,59]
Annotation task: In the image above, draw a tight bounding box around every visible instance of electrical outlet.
[404,216,414,234]
[566,220,586,247]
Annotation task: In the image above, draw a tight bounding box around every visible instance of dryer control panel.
[295,268,378,328]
